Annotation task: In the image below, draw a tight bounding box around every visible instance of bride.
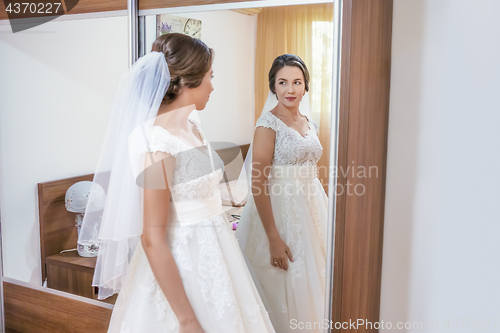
[79,33,275,333]
[235,54,328,332]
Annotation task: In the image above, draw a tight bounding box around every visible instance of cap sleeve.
[309,118,319,135]
[255,112,280,132]
[148,126,182,156]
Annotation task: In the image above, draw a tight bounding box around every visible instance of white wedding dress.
[107,113,276,333]
[235,111,328,333]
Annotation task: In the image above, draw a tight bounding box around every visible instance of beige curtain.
[255,3,334,192]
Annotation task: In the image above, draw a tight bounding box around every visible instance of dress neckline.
[153,117,207,149]
[267,111,313,139]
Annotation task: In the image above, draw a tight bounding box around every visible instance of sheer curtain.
[254,3,334,191]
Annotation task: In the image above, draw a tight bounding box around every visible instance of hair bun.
[151,33,214,104]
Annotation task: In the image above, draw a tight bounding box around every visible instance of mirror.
[0,0,338,331]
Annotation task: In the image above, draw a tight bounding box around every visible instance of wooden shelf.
[45,251,117,304]
[46,251,97,272]
[45,251,97,299]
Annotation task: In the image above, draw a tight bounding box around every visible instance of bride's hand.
[269,235,294,270]
[179,317,204,333]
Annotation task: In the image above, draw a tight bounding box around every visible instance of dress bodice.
[255,111,323,166]
[116,113,276,332]
[147,114,225,202]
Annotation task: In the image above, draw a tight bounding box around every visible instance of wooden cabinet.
[44,252,118,304]
[45,252,97,299]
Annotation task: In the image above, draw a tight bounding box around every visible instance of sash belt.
[170,191,224,226]
[269,164,318,181]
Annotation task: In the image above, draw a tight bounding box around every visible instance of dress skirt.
[107,213,276,333]
[235,164,329,333]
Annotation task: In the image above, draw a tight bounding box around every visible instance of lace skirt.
[235,166,328,333]
[107,214,276,333]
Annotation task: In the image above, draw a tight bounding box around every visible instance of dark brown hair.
[268,54,310,94]
[152,33,214,103]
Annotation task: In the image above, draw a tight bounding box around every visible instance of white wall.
[381,0,500,331]
[145,10,257,147]
[0,16,129,283]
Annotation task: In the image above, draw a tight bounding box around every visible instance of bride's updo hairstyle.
[268,54,310,95]
[152,33,214,103]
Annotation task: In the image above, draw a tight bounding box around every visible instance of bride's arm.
[141,152,203,332]
[251,127,294,271]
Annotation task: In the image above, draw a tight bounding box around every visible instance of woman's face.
[189,65,214,110]
[273,65,306,109]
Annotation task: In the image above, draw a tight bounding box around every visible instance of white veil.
[78,51,171,299]
[235,90,312,250]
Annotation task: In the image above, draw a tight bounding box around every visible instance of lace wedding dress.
[107,113,276,333]
[235,111,328,333]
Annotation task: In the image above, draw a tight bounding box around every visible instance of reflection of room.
[0,3,335,302]
[148,6,335,250]
[146,4,334,235]
[0,15,130,290]
[145,4,334,193]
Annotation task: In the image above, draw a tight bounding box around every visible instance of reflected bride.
[235,54,329,333]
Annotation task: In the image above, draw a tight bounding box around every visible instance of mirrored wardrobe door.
[0,11,126,332]
[137,2,338,332]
